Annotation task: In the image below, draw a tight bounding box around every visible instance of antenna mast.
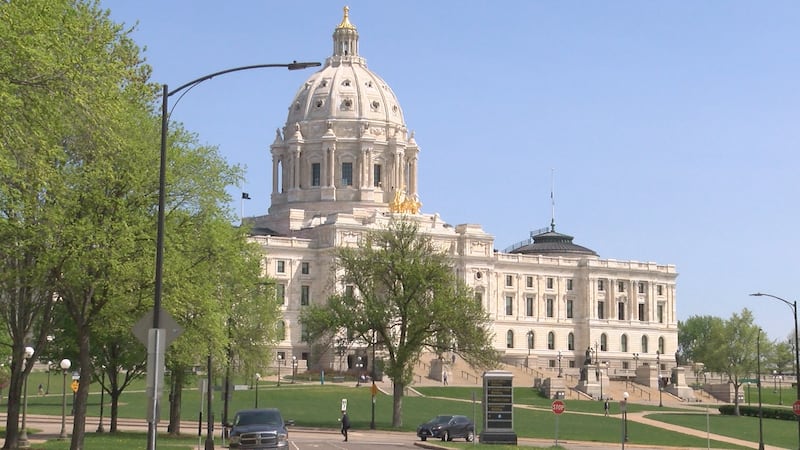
[550,168,556,232]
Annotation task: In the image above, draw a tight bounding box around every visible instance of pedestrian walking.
[340,410,351,441]
[603,399,609,416]
[38,384,44,396]
[442,371,448,385]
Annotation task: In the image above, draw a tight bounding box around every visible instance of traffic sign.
[793,400,800,416]
[552,400,565,415]
[71,380,79,393]
[370,383,378,396]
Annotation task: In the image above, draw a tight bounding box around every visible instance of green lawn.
[11,373,779,449]
[648,411,798,450]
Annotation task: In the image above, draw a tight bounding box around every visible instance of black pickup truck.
[227,408,292,449]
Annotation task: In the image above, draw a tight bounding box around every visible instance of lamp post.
[621,391,629,448]
[757,330,765,450]
[657,350,663,407]
[276,354,283,387]
[526,331,533,368]
[59,358,71,439]
[356,356,363,387]
[780,375,784,405]
[19,346,34,448]
[633,353,639,371]
[775,370,779,393]
[370,331,377,430]
[557,351,563,377]
[751,292,800,449]
[291,356,298,384]
[254,373,260,408]
[97,366,106,433]
[148,60,320,450]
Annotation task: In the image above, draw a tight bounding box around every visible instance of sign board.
[551,400,565,415]
[370,383,378,396]
[480,370,517,445]
[71,380,79,393]
[132,308,184,347]
[793,400,800,416]
[341,398,347,412]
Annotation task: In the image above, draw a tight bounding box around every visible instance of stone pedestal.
[666,367,696,401]
[542,376,567,399]
[576,364,609,399]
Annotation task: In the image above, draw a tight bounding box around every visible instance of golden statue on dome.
[389,188,421,214]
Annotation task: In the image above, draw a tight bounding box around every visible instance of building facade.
[248,7,678,377]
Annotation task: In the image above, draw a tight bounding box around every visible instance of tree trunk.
[70,326,91,450]
[2,356,24,449]
[168,369,185,435]
[391,381,404,427]
[733,384,741,416]
[110,388,121,432]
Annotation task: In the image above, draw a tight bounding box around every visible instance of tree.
[677,315,725,365]
[301,219,498,427]
[770,337,794,376]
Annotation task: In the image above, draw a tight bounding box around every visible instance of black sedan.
[416,414,475,442]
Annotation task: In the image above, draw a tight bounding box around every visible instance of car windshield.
[431,415,453,424]
[235,411,281,427]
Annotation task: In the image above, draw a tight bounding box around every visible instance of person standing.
[340,410,351,441]
[603,399,609,416]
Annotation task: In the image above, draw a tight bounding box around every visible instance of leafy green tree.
[677,315,724,365]
[301,219,498,427]
[770,337,794,376]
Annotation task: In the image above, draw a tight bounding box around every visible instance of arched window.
[600,333,608,351]
[642,335,649,353]
[506,330,514,349]
[547,331,555,350]
[621,334,628,352]
[277,321,286,341]
[527,331,534,350]
[658,336,665,354]
[568,332,575,350]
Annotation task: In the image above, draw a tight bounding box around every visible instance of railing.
[460,370,479,384]
[624,380,651,401]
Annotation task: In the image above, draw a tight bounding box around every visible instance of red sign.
[793,400,800,416]
[552,400,565,415]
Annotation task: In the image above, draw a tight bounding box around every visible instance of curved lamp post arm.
[750,292,799,450]
[169,62,320,96]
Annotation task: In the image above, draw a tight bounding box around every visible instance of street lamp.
[59,358,71,440]
[557,351,563,377]
[775,370,779,393]
[657,350,663,407]
[276,354,283,386]
[291,356,298,384]
[254,373,260,408]
[148,60,320,450]
[19,346,34,448]
[621,391,629,447]
[751,292,800,449]
[370,331,377,430]
[526,331,533,368]
[633,353,639,371]
[97,365,106,433]
[356,356,363,387]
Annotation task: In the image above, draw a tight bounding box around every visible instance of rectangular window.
[345,285,354,298]
[341,162,353,186]
[566,279,573,291]
[618,302,625,320]
[526,276,534,288]
[301,262,310,275]
[276,260,285,273]
[301,285,310,306]
[638,303,645,321]
[598,301,605,319]
[638,282,645,294]
[475,292,483,307]
[618,281,625,292]
[598,280,604,291]
[657,285,664,296]
[569,360,575,368]
[526,297,534,316]
[566,300,574,318]
[276,284,286,305]
[505,275,513,287]
[311,163,321,187]
[657,304,664,323]
[622,361,630,370]
[546,277,554,289]
[546,298,554,318]
[373,164,382,187]
[548,360,556,368]
[300,325,308,342]
[505,296,513,315]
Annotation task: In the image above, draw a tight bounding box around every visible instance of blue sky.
[101,1,799,340]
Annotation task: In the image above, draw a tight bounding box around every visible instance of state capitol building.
[247,8,678,380]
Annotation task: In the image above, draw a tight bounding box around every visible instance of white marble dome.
[285,7,406,132]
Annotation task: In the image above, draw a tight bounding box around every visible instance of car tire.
[442,431,450,442]
[420,436,426,441]
[466,431,474,442]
